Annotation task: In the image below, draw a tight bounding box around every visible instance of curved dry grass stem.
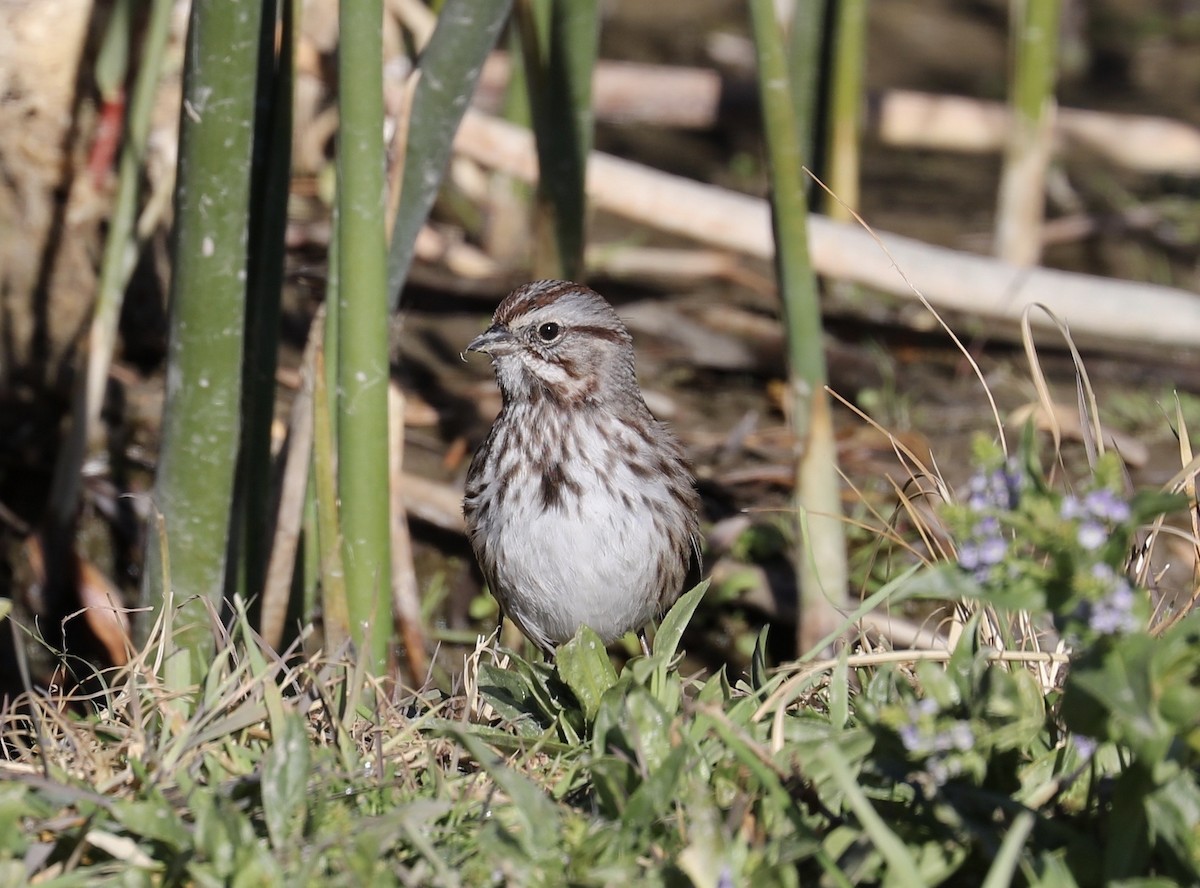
[809,172,1007,455]
[1019,303,1104,467]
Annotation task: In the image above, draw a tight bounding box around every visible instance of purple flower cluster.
[1072,734,1097,761]
[897,698,975,786]
[964,463,1024,512]
[1081,564,1140,635]
[957,516,1008,580]
[957,464,1023,580]
[1061,489,1131,551]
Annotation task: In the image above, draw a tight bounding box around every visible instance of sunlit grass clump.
[3,425,1199,885]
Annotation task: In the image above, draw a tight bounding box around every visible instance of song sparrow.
[463,280,700,654]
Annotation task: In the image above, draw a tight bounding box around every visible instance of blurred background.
[1,0,1198,689]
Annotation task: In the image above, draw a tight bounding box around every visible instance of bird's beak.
[465,325,514,355]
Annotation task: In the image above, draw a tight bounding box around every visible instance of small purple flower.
[964,463,1023,513]
[948,721,975,752]
[976,515,1001,536]
[1073,734,1097,761]
[1089,584,1138,635]
[899,723,926,754]
[1077,521,1107,551]
[1083,489,1131,523]
[978,535,1007,565]
[1085,564,1139,635]
[1061,495,1084,520]
[958,511,1009,578]
[958,542,981,571]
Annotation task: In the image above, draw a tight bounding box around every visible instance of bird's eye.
[536,322,561,342]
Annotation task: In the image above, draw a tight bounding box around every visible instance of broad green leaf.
[594,684,673,775]
[112,797,191,849]
[621,743,689,831]
[1143,771,1200,880]
[653,580,709,662]
[556,626,618,722]
[476,662,547,734]
[262,710,310,850]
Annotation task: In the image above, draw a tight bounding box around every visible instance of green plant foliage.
[5,446,1199,884]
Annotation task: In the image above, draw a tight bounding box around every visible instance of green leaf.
[1063,635,1172,763]
[594,684,673,774]
[1143,770,1200,881]
[621,742,690,831]
[829,648,849,730]
[476,662,549,734]
[452,728,560,860]
[112,797,191,849]
[981,810,1035,888]
[653,580,709,661]
[262,710,310,850]
[750,626,771,691]
[817,744,923,887]
[1103,767,1152,880]
[556,626,618,722]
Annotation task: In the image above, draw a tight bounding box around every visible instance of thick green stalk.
[142,0,264,684]
[749,0,848,657]
[785,0,829,189]
[825,0,867,221]
[995,0,1061,265]
[337,0,392,674]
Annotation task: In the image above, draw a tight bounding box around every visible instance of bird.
[462,280,700,655]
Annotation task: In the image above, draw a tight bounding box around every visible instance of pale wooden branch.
[878,89,1200,176]
[455,110,1200,351]
[474,54,1200,176]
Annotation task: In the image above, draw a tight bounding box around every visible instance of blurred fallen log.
[475,55,1200,176]
[877,89,1200,176]
[477,53,725,130]
[454,111,1200,352]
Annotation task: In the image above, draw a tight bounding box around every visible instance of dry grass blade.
[811,174,1007,456]
[1019,303,1105,468]
[261,307,322,651]
[389,382,429,681]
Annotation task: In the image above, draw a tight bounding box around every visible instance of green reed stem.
[749,0,849,657]
[995,0,1061,265]
[825,0,866,221]
[142,0,264,685]
[336,0,392,674]
[237,0,294,618]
